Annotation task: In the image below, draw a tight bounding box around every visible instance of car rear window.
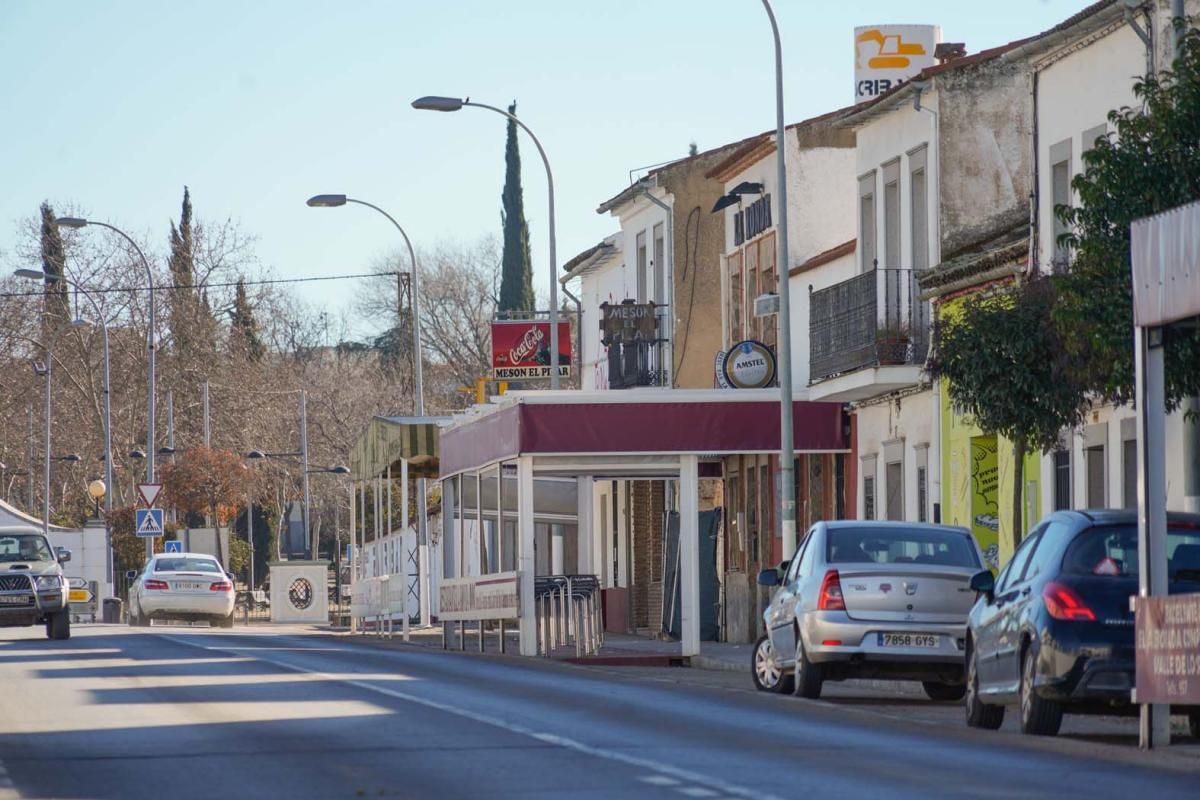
[1062,524,1200,581]
[154,558,222,573]
[826,527,980,568]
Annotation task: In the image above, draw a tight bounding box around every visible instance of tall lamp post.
[30,320,89,536]
[411,95,563,389]
[15,269,114,585]
[57,217,158,561]
[760,1,799,560]
[306,193,433,624]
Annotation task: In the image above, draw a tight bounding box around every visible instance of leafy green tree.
[1055,27,1200,408]
[499,101,535,316]
[39,202,69,332]
[227,536,252,581]
[927,277,1087,550]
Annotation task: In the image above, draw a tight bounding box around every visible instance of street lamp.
[760,1,799,560]
[306,192,434,622]
[411,95,563,389]
[31,321,90,537]
[15,268,114,585]
[57,217,158,561]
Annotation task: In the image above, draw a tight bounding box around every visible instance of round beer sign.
[722,340,776,389]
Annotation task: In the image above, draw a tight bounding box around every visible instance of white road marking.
[638,775,681,786]
[676,787,719,797]
[164,635,786,800]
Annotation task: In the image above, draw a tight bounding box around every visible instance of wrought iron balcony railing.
[607,339,670,389]
[808,267,930,384]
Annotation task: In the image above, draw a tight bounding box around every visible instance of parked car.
[127,553,236,627]
[964,509,1200,737]
[754,521,985,700]
[0,526,71,640]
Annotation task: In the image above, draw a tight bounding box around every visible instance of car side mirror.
[969,570,995,598]
[757,568,780,587]
[56,547,71,564]
[125,570,137,581]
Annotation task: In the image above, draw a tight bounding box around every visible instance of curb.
[689,655,750,674]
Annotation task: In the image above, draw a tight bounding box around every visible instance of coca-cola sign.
[491,320,571,380]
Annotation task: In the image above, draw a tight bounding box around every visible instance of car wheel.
[923,681,966,702]
[965,643,1004,730]
[1019,644,1062,736]
[792,636,823,700]
[46,609,70,641]
[216,613,235,629]
[751,634,793,694]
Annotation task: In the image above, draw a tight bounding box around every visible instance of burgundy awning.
[439,397,846,477]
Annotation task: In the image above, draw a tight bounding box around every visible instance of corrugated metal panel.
[1131,200,1200,328]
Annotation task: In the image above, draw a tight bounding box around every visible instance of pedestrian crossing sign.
[135,508,164,538]
[165,540,182,553]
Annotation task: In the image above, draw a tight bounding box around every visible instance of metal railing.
[808,267,930,383]
[606,340,669,389]
[350,574,410,640]
[535,575,602,657]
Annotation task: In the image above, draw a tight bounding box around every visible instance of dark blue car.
[963,509,1200,736]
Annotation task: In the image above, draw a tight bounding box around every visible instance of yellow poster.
[970,436,1000,569]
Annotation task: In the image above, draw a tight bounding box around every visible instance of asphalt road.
[1,624,1197,800]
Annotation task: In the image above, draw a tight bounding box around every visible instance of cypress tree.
[499,101,535,316]
[229,278,265,361]
[39,202,70,331]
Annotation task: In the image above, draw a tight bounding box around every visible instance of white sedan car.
[127,553,236,627]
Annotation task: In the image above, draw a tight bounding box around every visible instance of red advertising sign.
[491,321,571,380]
[1135,593,1200,705]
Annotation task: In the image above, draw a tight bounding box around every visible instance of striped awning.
[349,416,448,481]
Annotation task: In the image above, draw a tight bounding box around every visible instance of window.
[0,534,53,562]
[825,526,980,568]
[728,251,743,344]
[883,160,900,268]
[909,146,929,271]
[863,475,876,520]
[1050,138,1072,272]
[1086,445,1105,508]
[1053,449,1071,511]
[917,466,928,523]
[745,241,759,340]
[653,222,667,341]
[747,466,758,563]
[1021,521,1069,583]
[727,473,742,570]
[1123,438,1137,510]
[858,172,876,272]
[998,531,1041,593]
[154,557,222,573]
[636,231,648,303]
[885,461,904,521]
[1063,524,1200,583]
[759,233,778,347]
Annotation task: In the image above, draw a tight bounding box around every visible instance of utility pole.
[26,407,33,512]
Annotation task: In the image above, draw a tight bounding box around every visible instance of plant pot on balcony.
[876,329,912,366]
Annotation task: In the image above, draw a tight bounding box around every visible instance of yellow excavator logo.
[855,28,928,70]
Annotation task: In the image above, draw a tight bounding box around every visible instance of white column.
[517,456,537,656]
[349,482,358,634]
[576,476,594,575]
[679,454,700,657]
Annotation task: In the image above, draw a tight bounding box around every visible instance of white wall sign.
[854,25,939,104]
[438,571,520,621]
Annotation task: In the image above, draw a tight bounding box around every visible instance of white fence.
[350,574,409,640]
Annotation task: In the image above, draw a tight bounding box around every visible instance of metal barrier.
[350,575,410,641]
[534,575,602,657]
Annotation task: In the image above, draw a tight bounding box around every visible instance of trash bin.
[102,598,124,624]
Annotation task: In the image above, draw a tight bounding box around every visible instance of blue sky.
[0,0,1091,335]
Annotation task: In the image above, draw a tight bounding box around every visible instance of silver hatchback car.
[753,521,984,700]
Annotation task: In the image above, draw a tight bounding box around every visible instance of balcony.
[808,268,929,402]
[607,339,669,389]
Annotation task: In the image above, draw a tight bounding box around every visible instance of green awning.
[349,416,447,481]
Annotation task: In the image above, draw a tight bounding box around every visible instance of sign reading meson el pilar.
[600,300,658,344]
[733,194,772,246]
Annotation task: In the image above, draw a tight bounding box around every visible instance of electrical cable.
[673,205,702,379]
[0,271,398,299]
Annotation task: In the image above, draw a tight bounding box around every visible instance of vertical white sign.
[854,25,940,104]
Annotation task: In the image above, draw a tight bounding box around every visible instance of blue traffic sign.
[135,508,164,538]
[164,540,182,553]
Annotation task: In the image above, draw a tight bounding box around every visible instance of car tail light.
[209,580,233,593]
[1043,581,1096,621]
[144,579,169,591]
[818,570,845,611]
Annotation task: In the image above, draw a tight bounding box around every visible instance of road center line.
[162,634,785,800]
